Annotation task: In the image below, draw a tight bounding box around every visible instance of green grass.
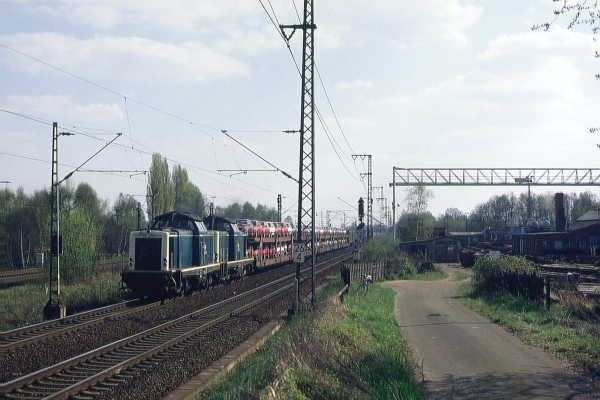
[458,283,600,377]
[0,269,127,331]
[203,280,423,400]
[452,270,470,281]
[409,270,446,281]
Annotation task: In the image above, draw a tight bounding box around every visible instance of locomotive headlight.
[128,257,134,268]
[162,257,168,268]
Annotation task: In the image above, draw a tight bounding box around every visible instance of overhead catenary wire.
[0,48,301,205]
[221,130,298,183]
[259,0,361,182]
[1,110,293,201]
[0,44,295,187]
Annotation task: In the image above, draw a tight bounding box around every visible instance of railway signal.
[358,197,364,221]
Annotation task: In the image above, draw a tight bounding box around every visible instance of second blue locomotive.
[121,212,253,299]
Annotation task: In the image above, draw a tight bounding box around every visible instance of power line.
[258,0,361,182]
[1,44,297,190]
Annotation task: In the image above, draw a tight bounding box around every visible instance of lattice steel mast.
[281,0,317,311]
[44,123,66,320]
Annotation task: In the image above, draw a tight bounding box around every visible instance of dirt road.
[382,264,599,399]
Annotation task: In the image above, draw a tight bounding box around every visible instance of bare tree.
[404,185,435,240]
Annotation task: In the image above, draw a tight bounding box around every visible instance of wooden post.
[545,275,551,311]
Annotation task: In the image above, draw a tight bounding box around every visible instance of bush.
[387,253,418,279]
[472,254,540,296]
[361,235,397,262]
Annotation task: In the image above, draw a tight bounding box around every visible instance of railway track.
[0,299,154,352]
[0,268,43,288]
[0,250,351,399]
[0,261,125,289]
[539,264,600,295]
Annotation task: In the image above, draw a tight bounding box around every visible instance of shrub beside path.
[382,264,599,399]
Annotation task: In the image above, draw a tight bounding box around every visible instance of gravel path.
[382,264,599,399]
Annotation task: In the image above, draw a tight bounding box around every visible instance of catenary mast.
[281,0,317,312]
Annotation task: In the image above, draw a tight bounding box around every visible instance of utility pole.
[281,0,317,312]
[277,194,282,222]
[43,123,119,320]
[353,155,372,240]
[44,123,71,320]
[373,186,384,235]
[0,181,9,270]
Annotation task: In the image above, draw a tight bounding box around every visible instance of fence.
[342,261,388,282]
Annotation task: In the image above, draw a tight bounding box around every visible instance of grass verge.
[0,269,127,331]
[458,282,600,377]
[409,270,446,281]
[202,279,424,400]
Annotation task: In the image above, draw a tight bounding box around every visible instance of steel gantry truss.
[281,0,317,312]
[389,167,600,238]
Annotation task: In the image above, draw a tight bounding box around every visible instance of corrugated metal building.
[399,236,462,262]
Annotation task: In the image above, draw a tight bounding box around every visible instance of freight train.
[121,212,253,299]
[121,211,351,299]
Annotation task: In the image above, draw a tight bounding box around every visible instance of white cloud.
[477,28,594,62]
[424,0,482,47]
[0,33,251,83]
[14,0,259,31]
[6,94,124,122]
[336,79,374,90]
[336,116,375,128]
[368,96,419,107]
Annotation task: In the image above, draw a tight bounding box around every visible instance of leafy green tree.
[397,210,434,241]
[172,165,206,215]
[361,234,397,261]
[241,201,256,217]
[435,207,467,233]
[105,194,142,255]
[3,188,51,269]
[60,207,100,283]
[5,189,41,268]
[219,202,243,220]
[147,153,173,219]
[74,183,106,222]
[401,185,434,240]
[57,183,105,279]
[571,191,599,221]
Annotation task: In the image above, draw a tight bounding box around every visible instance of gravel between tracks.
[95,294,289,400]
[0,264,295,383]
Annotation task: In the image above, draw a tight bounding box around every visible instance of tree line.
[396,186,600,242]
[0,153,280,274]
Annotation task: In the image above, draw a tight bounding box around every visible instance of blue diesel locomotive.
[121,212,253,298]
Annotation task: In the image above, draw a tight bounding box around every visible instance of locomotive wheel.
[207,274,215,289]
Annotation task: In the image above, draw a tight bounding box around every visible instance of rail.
[1,251,352,399]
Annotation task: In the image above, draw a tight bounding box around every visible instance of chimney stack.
[555,192,566,232]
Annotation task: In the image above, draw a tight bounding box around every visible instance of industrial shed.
[399,236,462,263]
[512,211,600,256]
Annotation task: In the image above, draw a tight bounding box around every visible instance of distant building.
[432,226,447,237]
[512,210,600,256]
[449,231,485,244]
[399,236,462,263]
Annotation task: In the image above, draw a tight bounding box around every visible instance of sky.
[2,0,600,228]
